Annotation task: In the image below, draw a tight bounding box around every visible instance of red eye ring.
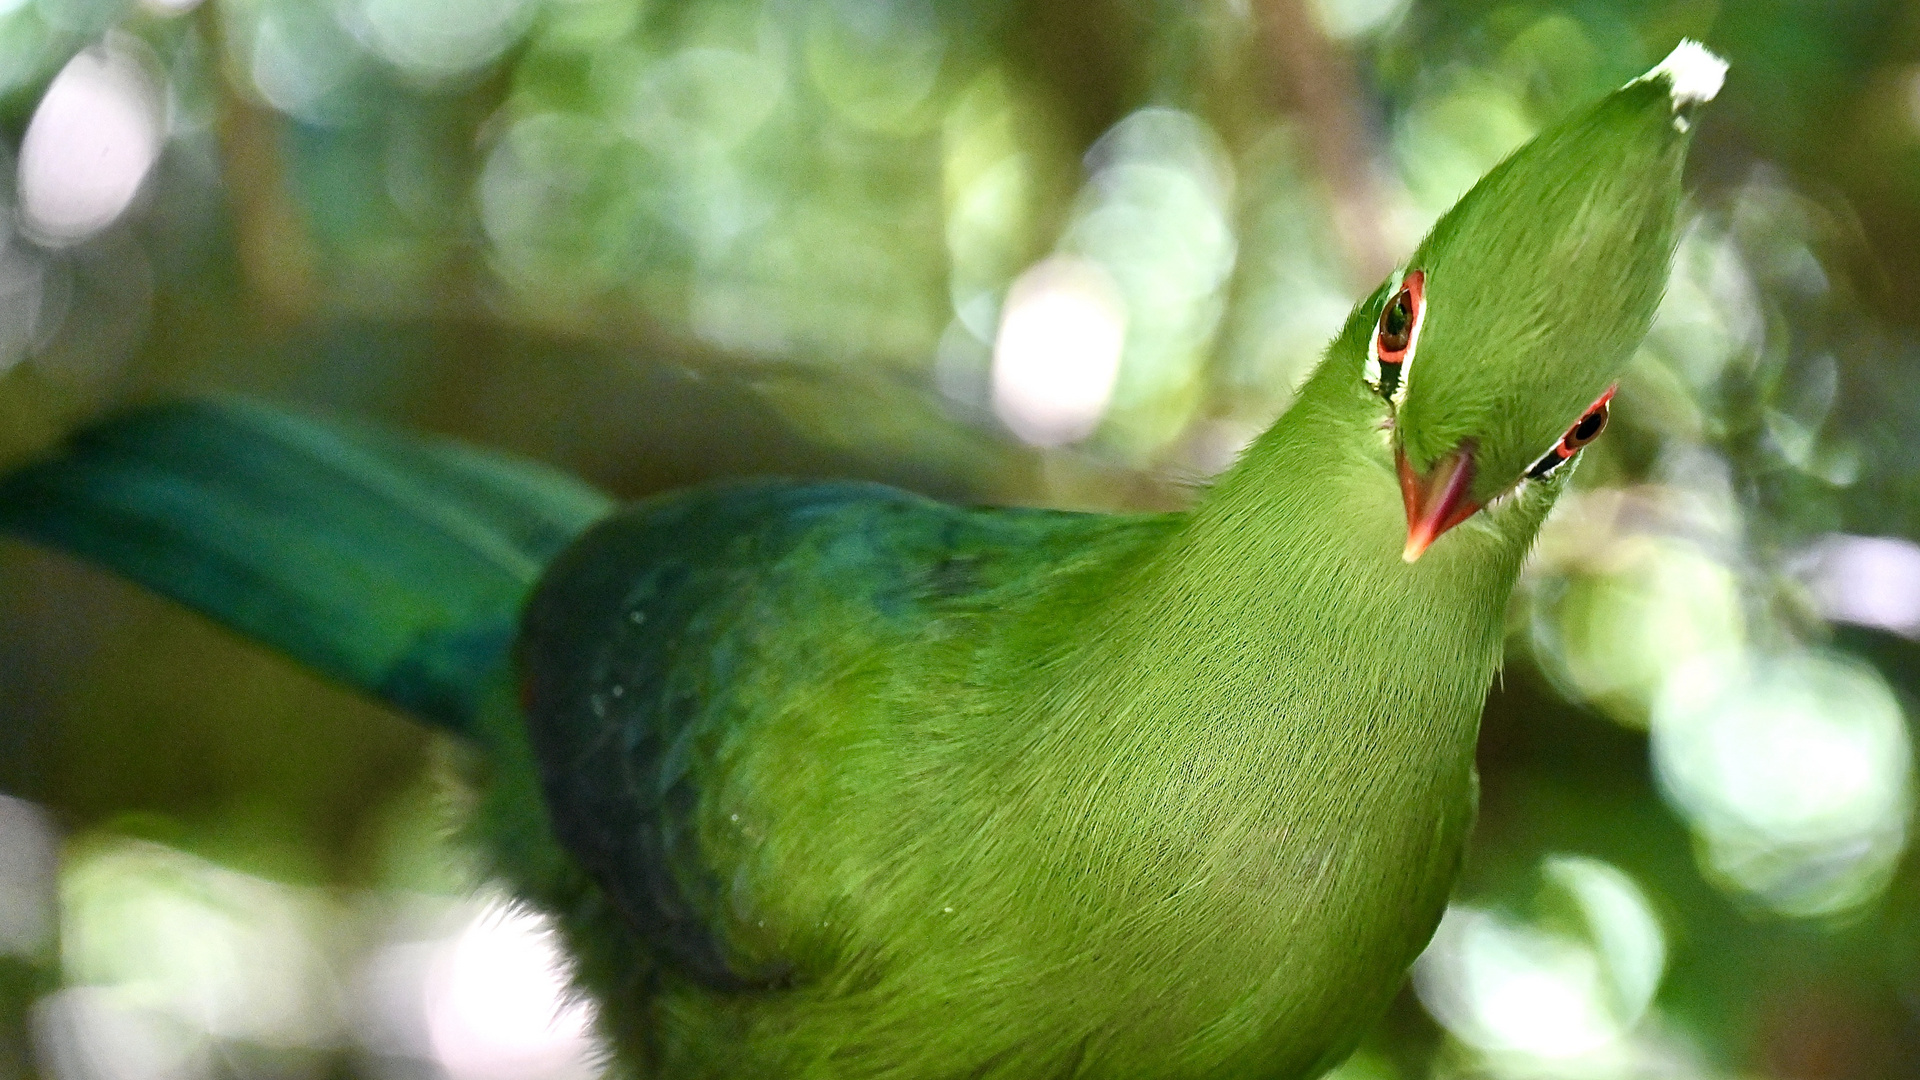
[1566,384,1612,447]
[1370,269,1426,402]
[1561,395,1611,451]
[1525,385,1616,480]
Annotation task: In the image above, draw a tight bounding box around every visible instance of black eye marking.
[1527,387,1615,480]
[1367,269,1425,405]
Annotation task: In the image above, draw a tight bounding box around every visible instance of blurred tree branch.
[197,3,320,328]
[1258,0,1396,285]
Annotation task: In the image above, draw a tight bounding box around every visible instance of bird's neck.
[1037,357,1536,795]
[955,359,1543,1023]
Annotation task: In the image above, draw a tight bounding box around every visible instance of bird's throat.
[1031,359,1534,835]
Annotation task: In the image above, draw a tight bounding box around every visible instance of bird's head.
[1364,41,1724,561]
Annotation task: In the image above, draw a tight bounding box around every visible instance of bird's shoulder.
[512,477,1160,990]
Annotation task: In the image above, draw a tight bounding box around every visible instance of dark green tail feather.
[0,399,615,734]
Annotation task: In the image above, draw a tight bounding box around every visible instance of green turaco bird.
[0,41,1723,1080]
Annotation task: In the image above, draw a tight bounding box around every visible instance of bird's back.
[490,481,1175,1045]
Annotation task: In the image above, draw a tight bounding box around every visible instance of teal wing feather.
[0,399,614,734]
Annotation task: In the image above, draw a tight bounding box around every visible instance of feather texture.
[0,44,1719,1080]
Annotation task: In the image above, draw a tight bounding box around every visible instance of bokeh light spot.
[991,256,1128,446]
[805,0,945,134]
[1310,0,1411,40]
[19,39,164,246]
[350,0,536,81]
[1415,856,1666,1070]
[618,47,784,153]
[247,8,364,124]
[59,837,343,1048]
[426,898,598,1080]
[1795,533,1920,639]
[1528,528,1747,725]
[1056,107,1236,452]
[1651,649,1911,917]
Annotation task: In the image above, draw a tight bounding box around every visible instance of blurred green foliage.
[1,0,1920,1077]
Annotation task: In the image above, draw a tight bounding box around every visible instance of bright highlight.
[991,256,1128,447]
[19,41,163,245]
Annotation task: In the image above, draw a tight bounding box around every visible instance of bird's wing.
[513,478,1154,990]
[0,398,613,735]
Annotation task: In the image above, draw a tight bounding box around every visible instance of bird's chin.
[1397,445,1480,562]
[1460,474,1563,556]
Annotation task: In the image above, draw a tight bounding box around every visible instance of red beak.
[1397,445,1480,562]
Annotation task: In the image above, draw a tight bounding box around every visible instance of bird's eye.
[1526,387,1615,480]
[1378,292,1413,354]
[1366,269,1425,404]
[1564,402,1608,448]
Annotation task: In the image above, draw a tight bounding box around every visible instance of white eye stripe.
[1361,272,1399,394]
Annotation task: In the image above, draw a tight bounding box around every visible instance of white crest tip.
[1637,39,1727,110]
